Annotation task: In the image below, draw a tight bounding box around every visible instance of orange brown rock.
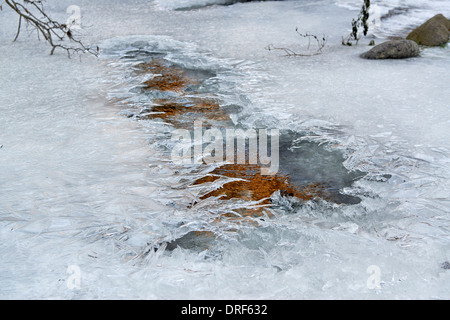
[192,163,329,217]
[137,60,190,92]
[141,98,230,128]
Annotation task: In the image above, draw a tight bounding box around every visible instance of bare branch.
[266,28,327,57]
[14,15,22,41]
[4,0,98,57]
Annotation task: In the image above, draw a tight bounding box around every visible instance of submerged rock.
[165,231,216,252]
[406,14,450,47]
[360,40,420,59]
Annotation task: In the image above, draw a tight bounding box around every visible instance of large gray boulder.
[406,14,450,46]
[360,40,420,59]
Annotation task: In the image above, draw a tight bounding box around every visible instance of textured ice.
[0,0,449,299]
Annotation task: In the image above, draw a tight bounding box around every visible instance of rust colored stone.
[141,98,230,128]
[137,60,190,92]
[193,163,328,217]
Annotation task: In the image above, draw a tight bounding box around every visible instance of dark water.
[278,132,365,205]
[174,0,284,11]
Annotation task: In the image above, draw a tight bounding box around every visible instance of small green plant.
[342,0,371,46]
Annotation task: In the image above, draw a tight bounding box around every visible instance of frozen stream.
[0,0,449,299]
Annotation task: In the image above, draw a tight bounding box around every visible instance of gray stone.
[406,14,450,47]
[433,13,450,30]
[360,40,420,60]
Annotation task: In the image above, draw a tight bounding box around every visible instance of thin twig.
[266,28,327,57]
[14,15,22,41]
